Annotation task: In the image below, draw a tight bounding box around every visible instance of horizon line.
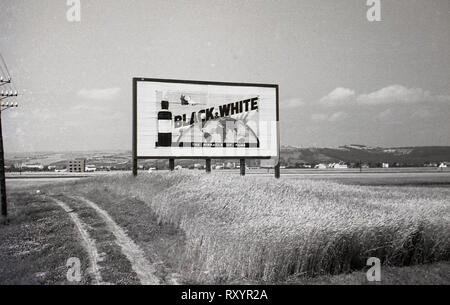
[5,145,450,156]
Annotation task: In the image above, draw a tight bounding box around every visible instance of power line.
[0,52,12,80]
[0,65,8,80]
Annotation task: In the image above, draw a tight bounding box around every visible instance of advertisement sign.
[133,78,279,159]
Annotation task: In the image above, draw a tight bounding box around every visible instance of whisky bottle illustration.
[157,100,172,147]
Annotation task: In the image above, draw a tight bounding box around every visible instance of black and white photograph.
[0,0,449,300]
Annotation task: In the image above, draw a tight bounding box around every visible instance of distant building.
[225,162,235,169]
[67,159,86,172]
[315,163,327,169]
[85,165,97,172]
[438,162,448,168]
[382,163,389,168]
[23,163,44,170]
[330,162,348,169]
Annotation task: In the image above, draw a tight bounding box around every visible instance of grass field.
[2,170,449,284]
[0,193,92,284]
[51,172,450,283]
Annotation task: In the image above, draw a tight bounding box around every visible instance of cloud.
[282,98,304,109]
[77,87,121,100]
[375,108,394,120]
[373,108,403,124]
[311,111,348,122]
[319,87,355,105]
[311,113,328,121]
[356,85,450,105]
[328,111,348,122]
[411,109,434,119]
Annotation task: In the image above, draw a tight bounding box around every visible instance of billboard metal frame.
[132,77,280,176]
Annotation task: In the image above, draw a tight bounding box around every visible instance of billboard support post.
[132,78,138,177]
[169,159,175,171]
[240,159,245,176]
[274,163,280,179]
[133,158,137,176]
[275,85,280,179]
[206,159,211,173]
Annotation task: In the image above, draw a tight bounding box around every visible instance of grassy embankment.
[0,193,91,284]
[59,172,450,283]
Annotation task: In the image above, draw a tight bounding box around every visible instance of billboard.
[133,78,279,159]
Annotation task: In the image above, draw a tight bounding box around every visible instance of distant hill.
[280,145,450,167]
[5,146,450,170]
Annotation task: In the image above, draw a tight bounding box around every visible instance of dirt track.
[67,195,160,284]
[1,189,184,285]
[48,197,105,284]
[48,194,165,285]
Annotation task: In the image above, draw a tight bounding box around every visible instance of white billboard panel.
[133,78,279,159]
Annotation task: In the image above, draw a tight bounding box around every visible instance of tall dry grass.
[66,172,450,283]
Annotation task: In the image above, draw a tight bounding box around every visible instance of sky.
[0,0,449,153]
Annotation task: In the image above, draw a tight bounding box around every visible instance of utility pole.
[0,54,19,221]
[0,107,7,219]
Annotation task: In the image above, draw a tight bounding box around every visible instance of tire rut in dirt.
[71,189,185,285]
[47,196,104,285]
[69,195,161,285]
[50,194,141,285]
